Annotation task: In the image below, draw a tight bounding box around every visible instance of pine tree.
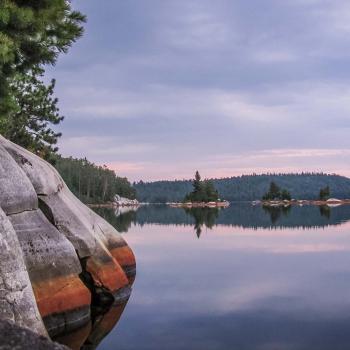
[0,0,85,154]
[193,171,202,193]
[184,171,220,202]
[319,186,330,200]
[5,67,64,162]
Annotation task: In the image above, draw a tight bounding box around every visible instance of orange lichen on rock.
[86,255,129,292]
[109,243,136,268]
[32,275,91,318]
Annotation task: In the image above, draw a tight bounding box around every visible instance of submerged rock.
[0,135,135,344]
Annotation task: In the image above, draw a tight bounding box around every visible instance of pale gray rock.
[0,208,46,336]
[0,144,37,215]
[114,194,139,206]
[0,135,135,343]
[9,209,83,283]
[0,135,63,196]
[0,136,132,263]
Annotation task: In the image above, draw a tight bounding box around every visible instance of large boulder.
[0,141,91,336]
[0,144,37,214]
[0,136,135,297]
[9,210,91,336]
[0,135,135,342]
[0,208,46,336]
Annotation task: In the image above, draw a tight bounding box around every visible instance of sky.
[47,0,350,182]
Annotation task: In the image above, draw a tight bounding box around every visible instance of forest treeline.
[55,156,136,204]
[134,173,350,203]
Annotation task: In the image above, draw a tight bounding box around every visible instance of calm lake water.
[94,203,350,350]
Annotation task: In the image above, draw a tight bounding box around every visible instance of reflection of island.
[94,206,138,233]
[92,203,350,234]
[262,205,292,224]
[184,207,219,237]
[319,205,331,219]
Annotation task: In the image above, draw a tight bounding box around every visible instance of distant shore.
[88,199,350,209]
[168,201,230,208]
[254,199,350,207]
[88,202,140,208]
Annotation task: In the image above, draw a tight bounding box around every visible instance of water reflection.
[184,207,219,237]
[262,205,292,224]
[319,205,331,219]
[96,210,350,350]
[93,203,350,235]
[53,299,130,350]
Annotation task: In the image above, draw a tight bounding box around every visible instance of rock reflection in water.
[52,293,131,350]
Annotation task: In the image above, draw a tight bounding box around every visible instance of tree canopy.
[184,171,220,203]
[262,181,291,201]
[0,0,85,157]
[319,186,331,200]
[134,173,348,203]
[55,156,136,204]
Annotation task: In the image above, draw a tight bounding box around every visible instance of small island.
[169,171,229,208]
[257,182,350,207]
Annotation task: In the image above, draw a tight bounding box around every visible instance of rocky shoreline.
[168,201,230,208]
[0,136,136,348]
[253,198,350,207]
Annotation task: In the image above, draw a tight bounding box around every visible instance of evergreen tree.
[193,170,202,193]
[281,189,291,200]
[204,180,219,202]
[5,67,63,162]
[263,181,291,200]
[134,173,350,203]
[319,186,330,200]
[54,156,136,204]
[184,171,220,202]
[0,0,85,154]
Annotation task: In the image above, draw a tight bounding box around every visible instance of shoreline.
[168,201,230,208]
[255,199,350,207]
[88,202,141,208]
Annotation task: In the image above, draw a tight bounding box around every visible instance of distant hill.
[133,173,350,202]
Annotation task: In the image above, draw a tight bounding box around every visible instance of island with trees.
[169,171,229,208]
[260,182,350,207]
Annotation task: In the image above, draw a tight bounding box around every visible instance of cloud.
[47,0,350,181]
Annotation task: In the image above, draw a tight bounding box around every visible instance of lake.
[92,203,350,350]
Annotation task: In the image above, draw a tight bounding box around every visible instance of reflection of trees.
[319,205,331,219]
[93,207,136,233]
[92,203,348,233]
[262,205,291,224]
[114,210,137,233]
[184,207,219,238]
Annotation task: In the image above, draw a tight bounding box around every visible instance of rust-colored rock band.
[32,275,91,318]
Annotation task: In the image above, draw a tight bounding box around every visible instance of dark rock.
[0,320,68,349]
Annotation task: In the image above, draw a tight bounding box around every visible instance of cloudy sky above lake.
[48,0,350,181]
